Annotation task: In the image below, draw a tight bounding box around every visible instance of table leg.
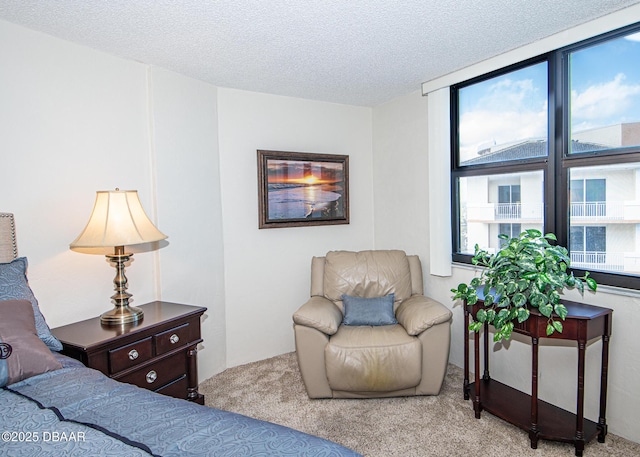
[483,321,490,380]
[473,327,481,419]
[187,344,204,404]
[464,306,470,400]
[575,340,586,456]
[530,336,539,449]
[598,332,610,443]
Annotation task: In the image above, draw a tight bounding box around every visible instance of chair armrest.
[396,295,453,336]
[293,296,343,336]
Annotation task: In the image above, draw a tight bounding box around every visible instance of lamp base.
[100,305,144,325]
[100,247,143,326]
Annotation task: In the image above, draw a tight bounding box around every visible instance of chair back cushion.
[322,251,412,306]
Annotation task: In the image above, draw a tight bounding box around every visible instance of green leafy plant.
[452,229,597,341]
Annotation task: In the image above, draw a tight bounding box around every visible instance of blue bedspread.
[1,355,361,456]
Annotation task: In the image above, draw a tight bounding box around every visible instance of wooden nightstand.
[51,301,207,405]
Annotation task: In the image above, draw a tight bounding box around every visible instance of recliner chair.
[292,250,453,399]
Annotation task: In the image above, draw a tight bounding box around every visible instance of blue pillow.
[0,257,63,351]
[341,293,397,326]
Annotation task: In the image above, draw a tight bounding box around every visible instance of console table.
[463,299,612,456]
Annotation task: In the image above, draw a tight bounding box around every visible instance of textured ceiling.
[1,1,639,106]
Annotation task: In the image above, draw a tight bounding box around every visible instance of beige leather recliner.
[293,250,453,399]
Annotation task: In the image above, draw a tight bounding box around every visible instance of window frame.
[451,22,640,290]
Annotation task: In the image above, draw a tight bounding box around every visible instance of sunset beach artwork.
[257,150,349,228]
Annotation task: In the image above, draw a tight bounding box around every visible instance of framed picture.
[257,150,349,229]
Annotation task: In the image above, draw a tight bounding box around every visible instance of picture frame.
[257,150,349,229]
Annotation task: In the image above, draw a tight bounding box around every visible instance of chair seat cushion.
[325,324,421,392]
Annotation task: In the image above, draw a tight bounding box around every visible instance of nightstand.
[51,301,207,404]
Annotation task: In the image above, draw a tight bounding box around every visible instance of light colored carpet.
[199,352,639,457]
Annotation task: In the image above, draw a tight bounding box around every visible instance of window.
[569,31,640,154]
[457,62,548,167]
[499,223,522,247]
[457,171,543,255]
[570,179,606,217]
[452,23,640,289]
[571,226,608,266]
[497,185,521,218]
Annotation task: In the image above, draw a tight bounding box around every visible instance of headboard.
[0,213,18,262]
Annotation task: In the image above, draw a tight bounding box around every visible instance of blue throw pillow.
[0,257,63,351]
[342,293,397,326]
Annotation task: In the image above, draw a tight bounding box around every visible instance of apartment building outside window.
[451,23,640,289]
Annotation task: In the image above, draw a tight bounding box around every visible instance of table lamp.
[70,189,167,325]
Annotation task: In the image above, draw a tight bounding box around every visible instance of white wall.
[372,89,429,260]
[0,20,228,379]
[0,19,157,324]
[217,88,374,366]
[148,67,227,381]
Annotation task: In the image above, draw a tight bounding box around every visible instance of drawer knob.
[146,370,158,384]
[128,349,139,360]
[170,333,180,344]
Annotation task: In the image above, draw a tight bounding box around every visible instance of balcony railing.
[494,203,543,221]
[495,203,521,219]
[570,202,623,220]
[467,200,640,223]
[570,251,624,271]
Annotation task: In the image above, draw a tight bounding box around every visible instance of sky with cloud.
[458,30,640,162]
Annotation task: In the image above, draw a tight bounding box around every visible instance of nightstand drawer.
[154,323,192,355]
[118,351,185,390]
[155,374,188,398]
[108,337,153,374]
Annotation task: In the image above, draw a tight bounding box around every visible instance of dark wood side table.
[463,299,612,456]
[52,301,207,405]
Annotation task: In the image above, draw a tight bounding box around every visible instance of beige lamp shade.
[70,189,166,248]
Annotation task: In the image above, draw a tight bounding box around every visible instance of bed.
[0,212,361,456]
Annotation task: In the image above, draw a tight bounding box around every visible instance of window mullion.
[552,49,568,248]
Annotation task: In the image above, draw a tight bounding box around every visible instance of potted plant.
[452,229,597,341]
